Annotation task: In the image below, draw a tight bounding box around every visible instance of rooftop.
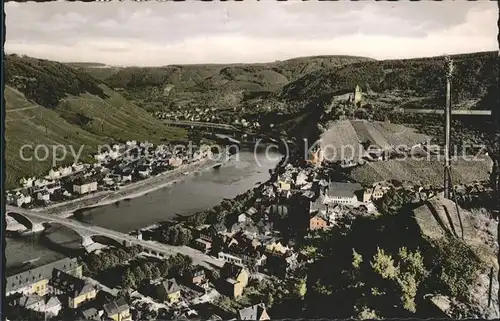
[7,257,79,294]
[238,303,268,320]
[162,278,181,294]
[18,294,43,308]
[325,182,363,198]
[103,297,129,316]
[221,262,246,280]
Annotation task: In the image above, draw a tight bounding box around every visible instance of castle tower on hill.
[354,85,363,107]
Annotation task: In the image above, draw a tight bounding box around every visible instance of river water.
[7,150,281,272]
[75,150,282,233]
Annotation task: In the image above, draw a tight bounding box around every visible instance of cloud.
[5,1,497,66]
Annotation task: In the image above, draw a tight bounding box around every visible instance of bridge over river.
[163,119,290,145]
[6,205,223,270]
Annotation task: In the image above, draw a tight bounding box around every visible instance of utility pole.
[444,56,454,199]
[496,0,500,314]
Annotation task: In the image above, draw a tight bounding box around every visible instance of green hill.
[5,54,186,188]
[81,55,374,111]
[280,51,498,109]
[79,52,497,115]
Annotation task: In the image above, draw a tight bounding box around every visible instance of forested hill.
[79,51,498,115]
[279,51,498,107]
[79,55,375,112]
[4,54,185,188]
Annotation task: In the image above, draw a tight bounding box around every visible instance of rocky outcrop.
[413,197,499,319]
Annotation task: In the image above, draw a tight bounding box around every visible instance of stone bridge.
[6,212,45,233]
[6,205,223,269]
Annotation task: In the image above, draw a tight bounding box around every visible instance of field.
[319,120,430,161]
[5,84,185,188]
[350,156,492,186]
[320,120,364,161]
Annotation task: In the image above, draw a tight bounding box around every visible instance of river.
[73,150,282,233]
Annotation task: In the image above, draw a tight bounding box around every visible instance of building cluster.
[155,108,223,123]
[272,163,396,231]
[155,110,261,131]
[5,253,272,321]
[188,200,302,279]
[6,257,132,321]
[6,140,213,210]
[136,260,273,320]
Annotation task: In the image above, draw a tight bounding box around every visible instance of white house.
[73,181,98,195]
[45,183,61,194]
[36,189,50,202]
[218,252,243,265]
[94,152,109,162]
[169,157,183,168]
[18,295,45,313]
[139,141,154,149]
[363,184,390,203]
[34,179,53,188]
[126,140,137,147]
[323,182,362,206]
[200,147,213,159]
[109,149,120,160]
[265,242,290,256]
[59,166,73,176]
[12,192,32,207]
[72,162,85,172]
[131,230,143,241]
[45,296,62,317]
[19,177,35,188]
[138,169,151,178]
[46,169,61,180]
[237,213,247,224]
[121,174,132,183]
[295,171,309,187]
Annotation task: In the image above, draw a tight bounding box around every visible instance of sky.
[5,1,498,66]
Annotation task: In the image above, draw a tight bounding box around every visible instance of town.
[7,136,491,320]
[5,81,497,320]
[4,1,499,320]
[6,140,217,212]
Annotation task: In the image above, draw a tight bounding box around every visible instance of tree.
[294,278,307,298]
[375,188,413,216]
[187,211,207,227]
[370,247,428,313]
[132,265,146,284]
[395,247,428,313]
[434,238,484,299]
[178,227,193,245]
[121,268,137,289]
[86,253,106,273]
[371,247,398,280]
[215,210,228,224]
[159,261,171,278]
[356,305,379,320]
[150,265,161,280]
[312,280,332,296]
[352,249,363,269]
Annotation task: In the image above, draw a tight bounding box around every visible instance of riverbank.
[39,158,223,217]
[66,151,279,233]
